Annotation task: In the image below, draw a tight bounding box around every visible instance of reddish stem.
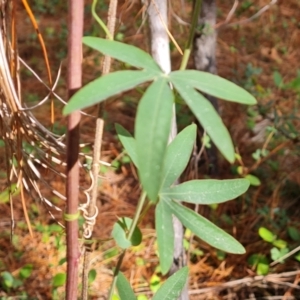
[65,0,84,298]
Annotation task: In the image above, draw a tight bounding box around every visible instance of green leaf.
[160,124,196,189]
[19,264,33,279]
[272,239,287,249]
[63,70,155,115]
[88,269,97,284]
[248,253,260,267]
[1,272,14,288]
[104,248,119,259]
[155,200,174,275]
[116,272,137,300]
[83,37,162,73]
[257,262,269,275]
[169,70,257,105]
[245,174,261,186]
[172,83,234,163]
[135,78,174,202]
[150,274,161,293]
[259,227,276,243]
[294,251,300,262]
[112,217,142,249]
[288,226,300,241]
[53,273,66,287]
[273,71,283,88]
[165,199,245,254]
[115,124,138,168]
[0,184,20,204]
[161,179,249,204]
[271,247,289,262]
[152,267,188,300]
[58,257,66,265]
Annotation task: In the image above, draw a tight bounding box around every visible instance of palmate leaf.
[161,178,250,204]
[160,124,196,189]
[164,198,245,254]
[115,124,138,168]
[152,267,188,300]
[83,37,162,74]
[169,70,257,105]
[63,70,155,114]
[172,83,235,162]
[116,272,137,300]
[155,200,174,275]
[135,77,173,202]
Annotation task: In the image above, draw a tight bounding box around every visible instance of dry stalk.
[81,0,118,298]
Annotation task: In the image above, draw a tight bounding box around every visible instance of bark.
[193,0,219,175]
[146,1,189,299]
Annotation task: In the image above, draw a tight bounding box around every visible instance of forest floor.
[1,0,300,299]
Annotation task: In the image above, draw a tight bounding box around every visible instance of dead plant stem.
[82,0,118,298]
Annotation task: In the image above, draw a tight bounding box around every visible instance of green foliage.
[161,124,196,188]
[155,201,174,275]
[0,265,32,294]
[116,267,188,300]
[161,179,250,204]
[0,184,20,204]
[88,269,97,284]
[259,227,275,243]
[244,174,261,186]
[255,226,300,272]
[112,217,142,249]
[115,124,138,168]
[150,274,161,293]
[169,70,256,105]
[152,267,188,300]
[19,265,33,280]
[52,273,66,288]
[0,271,23,291]
[63,70,155,114]
[135,78,174,202]
[117,272,136,300]
[63,37,256,297]
[82,37,162,73]
[164,199,245,254]
[64,38,256,164]
[248,254,269,275]
[288,226,300,241]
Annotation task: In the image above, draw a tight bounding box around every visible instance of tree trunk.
[193,0,219,175]
[146,1,189,299]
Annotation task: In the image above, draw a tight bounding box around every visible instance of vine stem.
[92,0,113,40]
[107,191,147,300]
[180,0,202,71]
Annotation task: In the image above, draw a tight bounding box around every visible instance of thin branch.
[81,0,118,298]
[225,0,239,23]
[65,0,84,298]
[270,244,300,267]
[189,270,300,295]
[217,0,278,30]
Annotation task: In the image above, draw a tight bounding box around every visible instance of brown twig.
[188,270,300,295]
[248,140,291,173]
[216,0,278,30]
